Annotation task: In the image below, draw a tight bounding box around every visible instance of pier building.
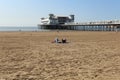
[41,14,74,25]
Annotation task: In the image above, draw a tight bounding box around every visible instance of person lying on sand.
[52,37,61,43]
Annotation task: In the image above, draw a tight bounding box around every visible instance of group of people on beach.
[52,37,67,43]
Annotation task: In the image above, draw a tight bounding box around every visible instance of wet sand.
[0,31,120,80]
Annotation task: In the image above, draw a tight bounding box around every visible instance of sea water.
[0,26,43,31]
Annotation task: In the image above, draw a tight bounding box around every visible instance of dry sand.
[0,31,120,80]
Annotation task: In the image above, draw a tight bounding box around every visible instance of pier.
[38,14,120,31]
[39,20,120,31]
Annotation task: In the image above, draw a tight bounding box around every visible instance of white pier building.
[40,14,74,25]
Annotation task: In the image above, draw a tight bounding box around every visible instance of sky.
[0,0,120,26]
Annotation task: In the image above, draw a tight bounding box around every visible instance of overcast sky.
[0,0,120,26]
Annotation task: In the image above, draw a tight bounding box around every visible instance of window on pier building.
[58,17,68,24]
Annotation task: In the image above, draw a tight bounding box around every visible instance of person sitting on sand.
[62,38,67,43]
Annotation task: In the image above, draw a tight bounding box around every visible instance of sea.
[0,26,45,32]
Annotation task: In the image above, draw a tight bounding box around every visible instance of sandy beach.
[0,31,120,80]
